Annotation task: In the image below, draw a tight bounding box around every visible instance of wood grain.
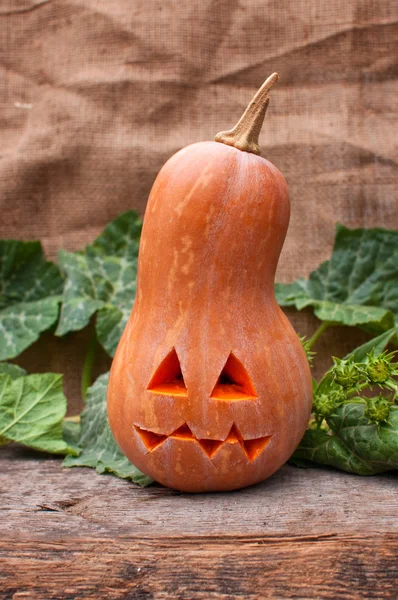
[1,446,397,598]
[1,535,397,599]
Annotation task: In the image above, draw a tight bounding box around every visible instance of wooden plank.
[1,535,397,599]
[1,447,397,599]
[1,447,397,539]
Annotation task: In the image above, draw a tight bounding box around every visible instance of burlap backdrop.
[1,0,397,412]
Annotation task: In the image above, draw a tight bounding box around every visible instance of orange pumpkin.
[107,73,313,492]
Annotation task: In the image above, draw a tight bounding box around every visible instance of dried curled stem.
[214,72,279,156]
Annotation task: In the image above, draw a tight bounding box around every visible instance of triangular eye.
[147,348,187,397]
[210,353,257,401]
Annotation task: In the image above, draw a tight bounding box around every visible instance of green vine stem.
[314,414,324,429]
[81,330,98,401]
[347,381,371,397]
[307,322,331,350]
[64,415,81,423]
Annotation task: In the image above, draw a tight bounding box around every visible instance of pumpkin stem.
[214,72,279,156]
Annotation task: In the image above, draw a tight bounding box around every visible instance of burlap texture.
[1,0,397,410]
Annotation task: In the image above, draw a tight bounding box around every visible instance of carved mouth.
[134,423,272,462]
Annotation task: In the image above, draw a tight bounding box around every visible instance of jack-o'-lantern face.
[108,307,312,493]
[133,348,272,465]
[108,343,289,493]
[108,327,312,491]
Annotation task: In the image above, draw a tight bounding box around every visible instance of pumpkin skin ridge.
[107,139,313,492]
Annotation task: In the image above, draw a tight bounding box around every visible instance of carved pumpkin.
[107,73,313,492]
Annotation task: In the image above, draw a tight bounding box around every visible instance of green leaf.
[56,211,142,356]
[0,363,26,379]
[292,402,398,475]
[276,225,398,333]
[62,419,81,455]
[63,372,152,486]
[345,327,398,363]
[0,372,77,455]
[0,241,63,360]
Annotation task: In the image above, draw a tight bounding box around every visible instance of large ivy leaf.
[0,363,26,445]
[63,372,152,486]
[345,327,398,363]
[0,371,77,455]
[0,363,26,379]
[292,403,398,475]
[56,211,142,356]
[276,225,398,333]
[0,241,63,360]
[62,419,81,455]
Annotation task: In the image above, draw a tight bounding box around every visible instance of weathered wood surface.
[1,446,397,599]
